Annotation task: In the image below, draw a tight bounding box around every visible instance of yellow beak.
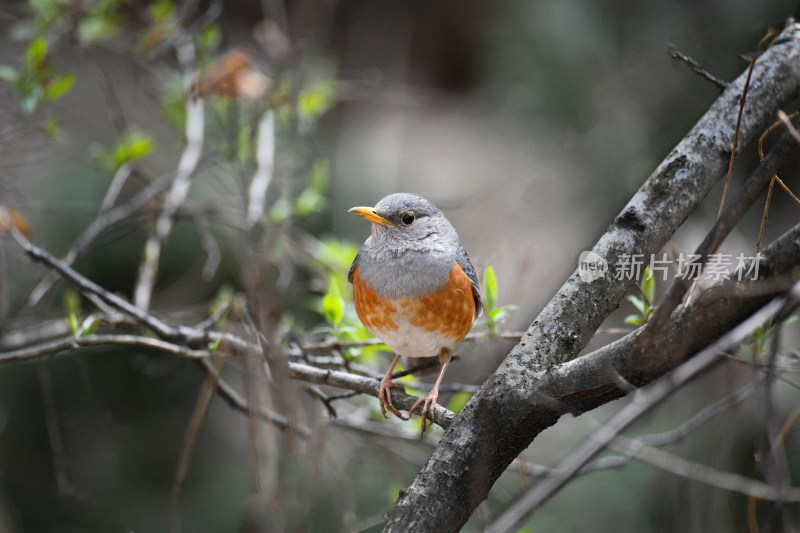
[348,206,394,227]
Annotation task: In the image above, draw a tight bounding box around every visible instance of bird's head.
[348,193,455,250]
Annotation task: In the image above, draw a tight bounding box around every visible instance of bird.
[347,193,482,433]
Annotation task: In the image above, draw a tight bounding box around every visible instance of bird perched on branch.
[348,193,482,433]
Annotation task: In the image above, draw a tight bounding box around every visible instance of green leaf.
[78,314,103,337]
[149,0,175,22]
[67,313,79,336]
[446,391,472,412]
[44,116,63,140]
[310,160,329,191]
[624,314,645,326]
[43,72,75,101]
[21,93,40,114]
[77,16,120,45]
[0,65,19,84]
[641,266,655,303]
[298,80,335,121]
[63,288,81,315]
[24,37,47,74]
[322,279,345,325]
[317,238,360,272]
[626,294,647,316]
[197,23,221,55]
[294,188,324,216]
[98,130,155,171]
[268,198,291,223]
[236,124,252,163]
[483,265,498,312]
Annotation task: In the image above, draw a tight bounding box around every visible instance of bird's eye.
[401,212,415,225]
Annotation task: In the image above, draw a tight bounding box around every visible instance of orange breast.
[351,261,476,350]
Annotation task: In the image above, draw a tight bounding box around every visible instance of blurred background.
[1,0,800,531]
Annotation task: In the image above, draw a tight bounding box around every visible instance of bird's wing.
[455,246,483,319]
[348,249,361,284]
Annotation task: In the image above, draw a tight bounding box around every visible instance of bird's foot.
[378,376,408,420]
[409,389,439,437]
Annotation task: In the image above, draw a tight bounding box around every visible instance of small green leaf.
[21,93,40,114]
[483,266,498,313]
[43,72,75,101]
[98,129,155,171]
[77,16,120,45]
[294,188,324,216]
[641,266,655,303]
[67,313,79,336]
[44,116,64,140]
[626,294,647,316]
[197,23,221,55]
[298,80,335,121]
[24,37,48,73]
[149,0,175,22]
[0,65,19,84]
[63,288,81,315]
[268,198,291,223]
[446,391,472,412]
[78,314,103,337]
[309,160,329,193]
[322,279,345,325]
[624,314,645,326]
[236,124,252,163]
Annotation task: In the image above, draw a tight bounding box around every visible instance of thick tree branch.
[386,21,800,532]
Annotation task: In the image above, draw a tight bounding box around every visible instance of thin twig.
[755,110,800,251]
[761,283,799,531]
[37,361,73,495]
[134,40,204,311]
[778,109,800,144]
[609,435,800,502]
[717,53,757,218]
[170,356,225,533]
[667,43,727,89]
[10,227,250,352]
[246,110,275,228]
[28,171,175,305]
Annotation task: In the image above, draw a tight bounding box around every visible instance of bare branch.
[134,41,205,311]
[246,110,275,227]
[667,43,727,89]
[286,361,455,429]
[609,435,800,502]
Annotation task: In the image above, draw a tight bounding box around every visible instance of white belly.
[375,316,452,358]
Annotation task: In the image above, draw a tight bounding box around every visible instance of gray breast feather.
[352,245,454,299]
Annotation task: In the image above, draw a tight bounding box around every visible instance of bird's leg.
[378,353,409,420]
[409,347,452,435]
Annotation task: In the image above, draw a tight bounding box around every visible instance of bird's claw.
[378,378,408,420]
[409,390,439,437]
